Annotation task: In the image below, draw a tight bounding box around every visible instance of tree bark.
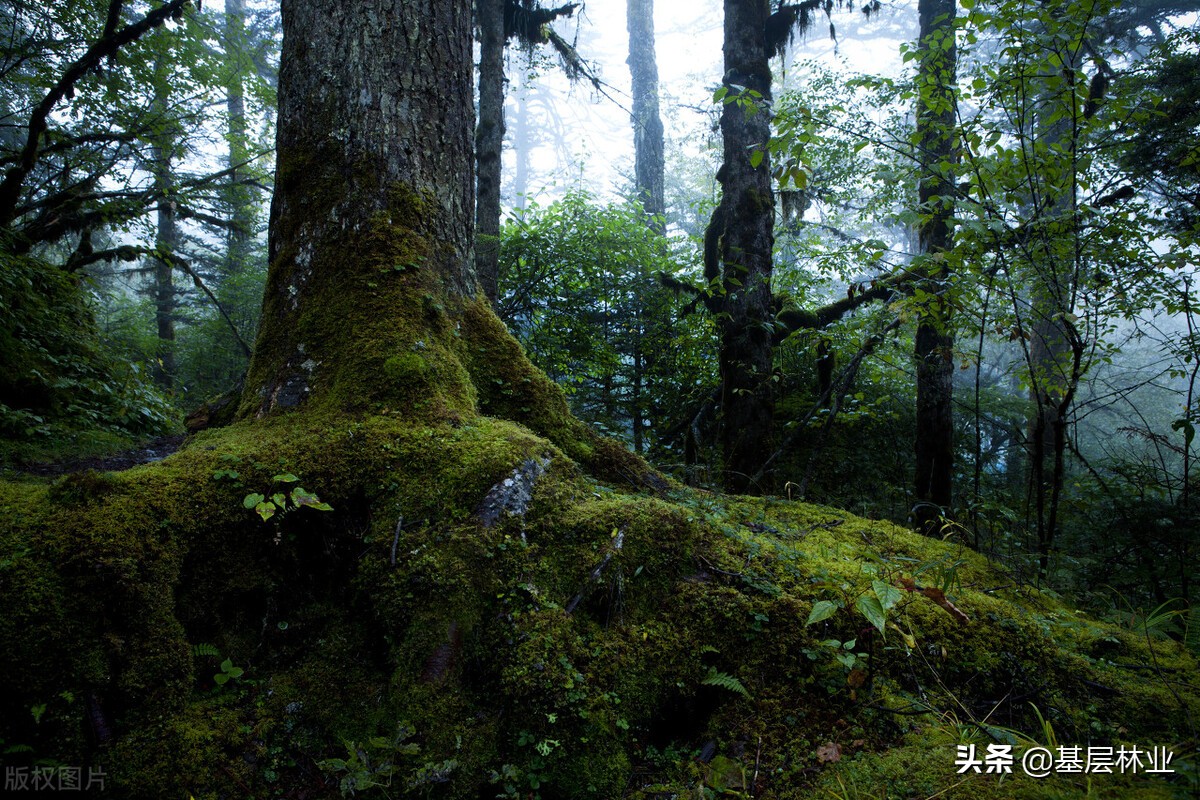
[222,0,255,282]
[912,0,957,533]
[148,69,178,392]
[714,0,775,494]
[627,0,665,232]
[150,143,177,391]
[241,0,476,417]
[475,0,506,305]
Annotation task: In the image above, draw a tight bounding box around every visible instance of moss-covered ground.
[1,397,1196,799]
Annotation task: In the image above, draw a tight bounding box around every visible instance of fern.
[702,667,751,698]
[192,643,220,658]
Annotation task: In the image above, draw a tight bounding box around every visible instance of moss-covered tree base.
[1,359,1197,798]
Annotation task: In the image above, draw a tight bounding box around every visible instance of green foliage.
[700,667,751,698]
[0,0,276,419]
[498,190,716,456]
[0,251,176,460]
[1122,28,1200,235]
[242,473,333,524]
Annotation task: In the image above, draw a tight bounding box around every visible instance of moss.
[1,407,1198,798]
[239,154,477,421]
[456,298,666,491]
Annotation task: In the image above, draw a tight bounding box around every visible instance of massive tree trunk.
[626,0,665,231]
[713,0,775,494]
[241,0,477,417]
[912,0,957,533]
[475,0,506,305]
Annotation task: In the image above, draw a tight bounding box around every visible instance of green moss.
[1,399,1197,798]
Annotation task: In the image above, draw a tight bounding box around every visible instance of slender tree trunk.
[1025,25,1086,572]
[151,150,177,391]
[715,0,775,494]
[223,0,254,281]
[511,68,532,210]
[912,0,957,534]
[626,0,665,232]
[242,0,475,417]
[149,84,178,391]
[475,0,506,305]
[631,327,645,453]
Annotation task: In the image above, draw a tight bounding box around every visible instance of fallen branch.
[898,577,970,625]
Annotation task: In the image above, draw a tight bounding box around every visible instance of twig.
[390,515,403,567]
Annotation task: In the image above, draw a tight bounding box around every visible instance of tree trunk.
[222,0,255,281]
[241,0,476,417]
[475,0,506,305]
[912,0,957,534]
[150,171,177,391]
[149,88,178,391]
[511,67,531,209]
[627,0,665,232]
[715,0,775,494]
[1023,19,1086,571]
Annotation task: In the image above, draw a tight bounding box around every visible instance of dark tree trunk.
[242,0,476,417]
[475,0,506,305]
[149,82,178,391]
[714,0,775,494]
[626,0,665,232]
[912,0,957,534]
[150,149,177,391]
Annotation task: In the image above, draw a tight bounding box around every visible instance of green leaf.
[243,493,264,509]
[806,600,839,626]
[749,149,764,169]
[1172,418,1195,448]
[872,579,902,611]
[856,594,887,635]
[291,487,334,511]
[256,501,277,522]
[273,473,300,483]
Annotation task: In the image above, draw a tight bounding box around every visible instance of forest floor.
[14,434,185,475]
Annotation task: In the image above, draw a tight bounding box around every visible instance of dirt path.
[17,434,187,476]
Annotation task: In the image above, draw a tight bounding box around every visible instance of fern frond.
[192,643,220,658]
[702,667,750,698]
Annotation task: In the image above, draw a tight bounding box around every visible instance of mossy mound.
[0,412,1196,799]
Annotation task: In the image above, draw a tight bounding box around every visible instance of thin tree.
[911,0,957,533]
[627,0,665,231]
